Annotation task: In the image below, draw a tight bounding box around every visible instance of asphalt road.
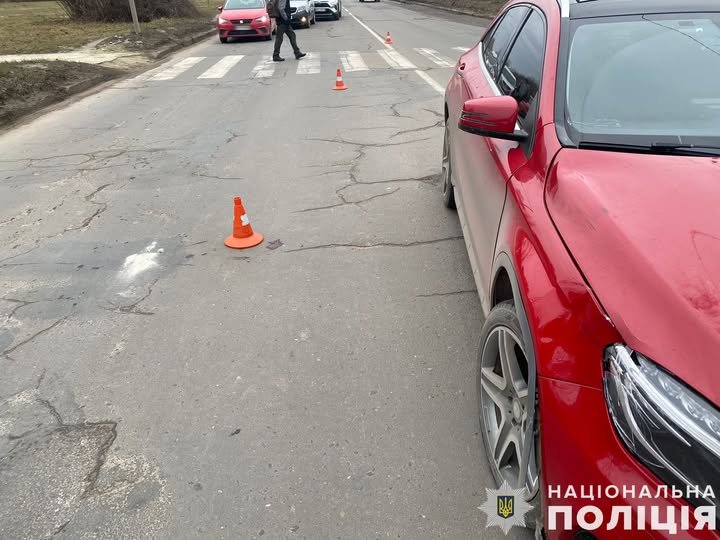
[0,2,534,538]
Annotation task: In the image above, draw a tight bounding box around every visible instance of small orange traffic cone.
[385,32,393,45]
[333,68,348,91]
[224,197,263,249]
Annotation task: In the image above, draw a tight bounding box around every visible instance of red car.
[217,0,275,43]
[443,0,720,538]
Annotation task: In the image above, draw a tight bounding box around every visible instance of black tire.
[265,34,272,40]
[220,36,228,43]
[333,12,339,19]
[477,300,541,531]
[441,118,456,209]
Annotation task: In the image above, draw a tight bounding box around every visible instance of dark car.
[290,0,316,28]
[313,0,342,19]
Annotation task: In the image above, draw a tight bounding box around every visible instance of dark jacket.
[276,0,291,21]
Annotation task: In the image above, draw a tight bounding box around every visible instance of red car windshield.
[564,13,720,148]
[224,0,265,9]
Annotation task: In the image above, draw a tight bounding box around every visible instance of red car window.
[497,9,545,131]
[482,7,530,82]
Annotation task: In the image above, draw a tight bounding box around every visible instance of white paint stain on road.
[119,242,161,281]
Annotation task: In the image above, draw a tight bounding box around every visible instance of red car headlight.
[604,344,720,515]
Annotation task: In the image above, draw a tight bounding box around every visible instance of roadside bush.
[57,0,201,22]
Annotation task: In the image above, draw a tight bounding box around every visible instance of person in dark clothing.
[272,0,306,62]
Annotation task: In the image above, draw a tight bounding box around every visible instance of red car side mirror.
[217,5,223,12]
[459,96,527,142]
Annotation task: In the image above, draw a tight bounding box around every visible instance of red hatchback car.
[217,0,275,42]
[443,0,720,538]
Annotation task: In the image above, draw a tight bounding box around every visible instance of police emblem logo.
[478,482,532,535]
[497,495,514,519]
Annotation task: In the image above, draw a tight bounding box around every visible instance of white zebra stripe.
[377,49,416,70]
[296,52,321,74]
[339,50,368,72]
[414,48,454,68]
[198,55,245,79]
[150,57,205,81]
[251,56,276,78]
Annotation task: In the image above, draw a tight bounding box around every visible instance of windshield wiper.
[578,141,648,152]
[650,142,720,155]
[577,140,720,156]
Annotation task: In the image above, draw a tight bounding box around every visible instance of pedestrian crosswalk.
[250,55,275,78]
[377,48,416,70]
[149,56,205,81]
[198,54,245,79]
[137,46,472,83]
[339,50,368,72]
[296,52,321,75]
[414,48,453,68]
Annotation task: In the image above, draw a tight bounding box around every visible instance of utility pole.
[128,0,141,34]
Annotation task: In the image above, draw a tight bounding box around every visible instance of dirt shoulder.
[96,19,217,53]
[0,61,119,126]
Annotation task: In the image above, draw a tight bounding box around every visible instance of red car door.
[452,6,544,298]
[452,6,529,299]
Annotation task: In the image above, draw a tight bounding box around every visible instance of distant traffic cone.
[224,197,263,249]
[333,68,348,91]
[385,32,393,45]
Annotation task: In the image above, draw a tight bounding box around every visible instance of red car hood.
[546,149,720,406]
[220,7,266,19]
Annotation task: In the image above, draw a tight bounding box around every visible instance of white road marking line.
[453,46,471,52]
[197,55,245,79]
[377,49,416,70]
[345,7,441,94]
[150,56,205,81]
[128,58,179,82]
[251,56,276,78]
[339,50,368,72]
[296,52,321,74]
[343,8,391,48]
[414,70,445,94]
[414,48,453,68]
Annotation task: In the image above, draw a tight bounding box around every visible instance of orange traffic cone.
[385,32,393,45]
[224,197,263,249]
[333,68,348,91]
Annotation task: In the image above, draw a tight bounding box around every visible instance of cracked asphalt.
[0,2,533,538]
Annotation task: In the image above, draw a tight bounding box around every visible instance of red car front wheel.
[477,301,541,529]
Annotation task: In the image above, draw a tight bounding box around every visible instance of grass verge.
[0,0,216,55]
[0,1,216,128]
